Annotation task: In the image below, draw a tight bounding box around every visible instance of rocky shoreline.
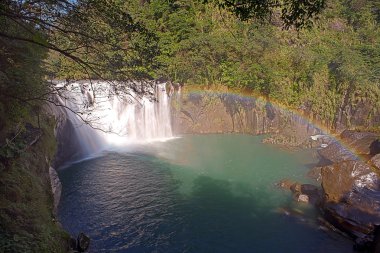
[275,130,380,252]
[50,86,380,252]
[172,90,380,252]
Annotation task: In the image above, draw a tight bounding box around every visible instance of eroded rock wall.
[171,92,321,142]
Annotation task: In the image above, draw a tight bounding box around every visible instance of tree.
[202,0,326,29]
[0,0,163,135]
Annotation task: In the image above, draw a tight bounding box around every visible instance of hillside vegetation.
[0,0,379,251]
[122,0,380,128]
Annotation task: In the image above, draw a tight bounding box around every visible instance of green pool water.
[58,134,354,252]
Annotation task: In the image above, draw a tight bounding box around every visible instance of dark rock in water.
[321,160,380,239]
[68,237,77,251]
[276,179,297,190]
[297,194,309,203]
[277,180,321,205]
[77,233,90,252]
[294,184,321,205]
[300,184,319,195]
[373,228,380,253]
[353,236,372,251]
[290,182,302,193]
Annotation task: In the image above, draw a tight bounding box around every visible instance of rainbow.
[178,84,369,162]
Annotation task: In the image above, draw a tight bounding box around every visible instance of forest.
[1,0,380,252]
[1,0,379,135]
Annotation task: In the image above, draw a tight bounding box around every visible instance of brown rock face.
[321,161,377,202]
[321,160,380,238]
[307,166,322,182]
[340,130,380,156]
[171,92,321,141]
[370,154,380,174]
[318,142,357,164]
[318,130,380,165]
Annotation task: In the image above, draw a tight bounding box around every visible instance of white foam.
[56,80,175,156]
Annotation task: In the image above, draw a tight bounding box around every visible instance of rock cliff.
[171,91,322,145]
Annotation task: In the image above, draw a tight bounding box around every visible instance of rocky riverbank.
[276,130,380,252]
[171,89,380,251]
[316,130,380,251]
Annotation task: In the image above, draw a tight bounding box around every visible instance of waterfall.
[55,80,174,158]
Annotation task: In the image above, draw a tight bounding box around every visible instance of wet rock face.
[340,130,380,156]
[318,142,358,164]
[49,166,62,215]
[321,160,380,238]
[370,154,380,174]
[334,97,380,132]
[171,93,275,135]
[276,179,321,205]
[318,130,380,164]
[45,100,84,168]
[321,160,378,202]
[307,166,322,182]
[77,233,90,252]
[172,92,321,140]
[53,117,83,168]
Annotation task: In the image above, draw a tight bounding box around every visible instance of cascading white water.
[55,80,174,156]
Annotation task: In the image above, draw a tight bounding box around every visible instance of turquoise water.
[58,134,353,252]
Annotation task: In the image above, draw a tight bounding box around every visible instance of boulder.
[276,179,321,205]
[369,154,380,174]
[299,184,321,205]
[290,182,302,193]
[340,130,377,143]
[300,184,319,196]
[77,233,90,252]
[318,141,357,164]
[318,130,380,165]
[297,194,309,203]
[68,237,77,251]
[307,166,322,182]
[321,160,380,239]
[321,160,378,202]
[276,179,297,190]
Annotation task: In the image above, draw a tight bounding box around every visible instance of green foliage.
[0,138,26,161]
[203,0,326,29]
[120,0,379,128]
[0,115,68,253]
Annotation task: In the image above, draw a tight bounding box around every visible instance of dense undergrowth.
[0,113,68,253]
